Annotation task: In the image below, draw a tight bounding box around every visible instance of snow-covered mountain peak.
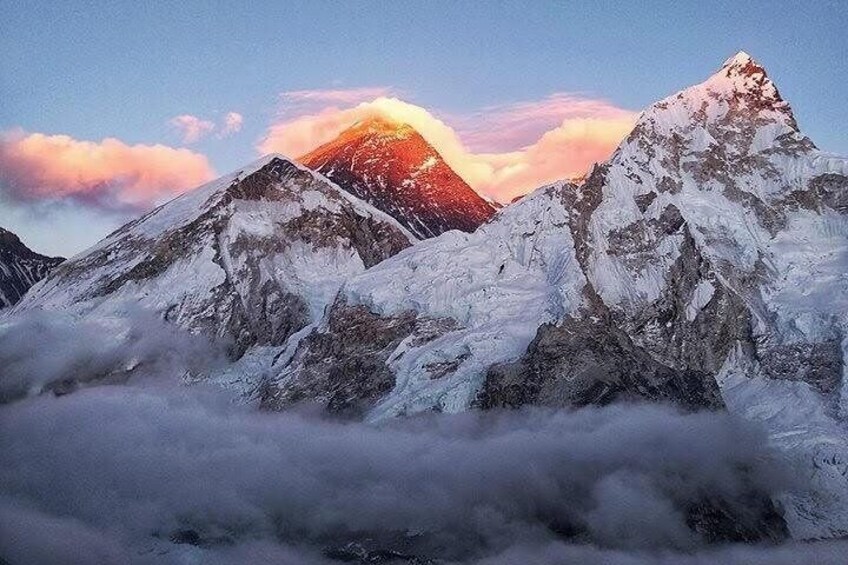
[0,227,64,309]
[12,154,414,359]
[721,50,761,73]
[631,50,801,150]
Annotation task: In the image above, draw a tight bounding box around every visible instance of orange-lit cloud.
[258,93,635,202]
[451,93,636,153]
[0,130,215,210]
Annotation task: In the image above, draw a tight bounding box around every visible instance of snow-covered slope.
[0,227,63,309]
[300,116,496,238]
[11,155,414,360]
[261,180,590,417]
[264,53,848,538]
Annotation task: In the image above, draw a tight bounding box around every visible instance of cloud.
[169,112,244,143]
[453,93,637,153]
[0,130,215,210]
[168,114,216,144]
[220,111,244,137]
[0,309,228,403]
[0,306,841,563]
[279,86,394,111]
[258,93,635,202]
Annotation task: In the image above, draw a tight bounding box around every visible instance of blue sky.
[1,0,846,256]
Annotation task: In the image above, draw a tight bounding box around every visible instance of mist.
[1,310,846,564]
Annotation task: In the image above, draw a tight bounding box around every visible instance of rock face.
[300,116,496,238]
[0,227,63,308]
[261,297,460,417]
[478,317,723,411]
[265,53,848,539]
[11,155,414,359]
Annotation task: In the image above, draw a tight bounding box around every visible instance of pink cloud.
[257,94,635,203]
[0,130,215,210]
[168,115,216,144]
[452,93,637,152]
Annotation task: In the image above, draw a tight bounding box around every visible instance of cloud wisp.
[279,86,395,112]
[169,112,244,144]
[168,115,216,144]
[0,129,215,211]
[258,90,636,202]
[220,112,244,137]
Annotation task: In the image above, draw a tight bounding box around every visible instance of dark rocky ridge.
[261,297,459,417]
[0,227,64,308]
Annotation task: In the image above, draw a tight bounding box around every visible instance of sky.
[1,0,846,256]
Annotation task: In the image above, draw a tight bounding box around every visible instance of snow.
[336,181,588,420]
[718,346,848,539]
[686,280,715,321]
[286,52,848,540]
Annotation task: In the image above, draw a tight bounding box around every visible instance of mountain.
[11,155,414,365]
[300,116,496,238]
[263,53,848,538]
[0,227,63,308]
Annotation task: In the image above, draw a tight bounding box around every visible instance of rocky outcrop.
[0,227,63,308]
[261,298,458,417]
[478,316,722,411]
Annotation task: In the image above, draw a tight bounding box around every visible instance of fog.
[1,311,846,564]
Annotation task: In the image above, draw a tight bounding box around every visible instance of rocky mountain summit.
[0,227,63,309]
[300,115,496,238]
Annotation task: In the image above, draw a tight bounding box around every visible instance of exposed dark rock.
[563,164,606,267]
[615,226,756,375]
[634,190,657,212]
[686,494,788,543]
[261,299,457,416]
[477,316,723,412]
[757,339,844,394]
[783,173,848,214]
[0,227,64,308]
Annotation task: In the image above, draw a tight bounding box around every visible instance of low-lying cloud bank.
[0,310,845,564]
